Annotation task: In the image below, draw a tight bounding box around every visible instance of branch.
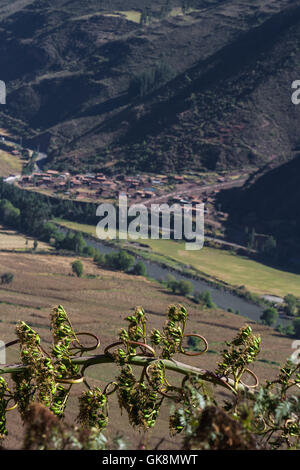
[0,354,255,396]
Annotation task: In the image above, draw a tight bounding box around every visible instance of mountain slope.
[217,155,300,267]
[0,0,299,173]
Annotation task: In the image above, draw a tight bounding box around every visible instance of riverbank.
[53,218,295,327]
[53,218,300,301]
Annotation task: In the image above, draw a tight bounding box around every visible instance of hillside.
[217,155,300,267]
[0,0,300,173]
[0,247,294,449]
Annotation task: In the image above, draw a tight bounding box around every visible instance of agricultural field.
[0,149,22,177]
[54,219,300,299]
[0,225,51,252]
[103,10,142,23]
[102,7,202,24]
[142,239,300,299]
[0,250,294,450]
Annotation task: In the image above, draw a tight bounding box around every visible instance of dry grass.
[0,251,294,450]
[0,150,22,177]
[0,226,52,251]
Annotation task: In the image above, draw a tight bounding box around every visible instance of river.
[58,227,291,328]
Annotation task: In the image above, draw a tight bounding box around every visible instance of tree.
[284,294,299,316]
[248,227,256,250]
[74,232,86,254]
[166,274,178,293]
[83,246,95,258]
[262,235,277,256]
[93,250,105,266]
[177,280,193,296]
[133,261,147,276]
[71,260,83,278]
[293,318,300,338]
[260,307,278,327]
[117,251,135,272]
[194,290,215,308]
[105,250,135,272]
[166,276,193,296]
[0,199,20,228]
[283,324,295,337]
[1,272,14,284]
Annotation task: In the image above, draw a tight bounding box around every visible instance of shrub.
[0,272,14,285]
[166,276,193,296]
[284,294,300,316]
[194,290,215,308]
[105,250,135,272]
[283,324,296,337]
[71,260,83,278]
[132,261,147,276]
[93,250,105,265]
[177,280,193,296]
[83,246,95,258]
[293,318,300,338]
[260,307,278,327]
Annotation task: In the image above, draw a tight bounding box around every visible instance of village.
[0,128,252,236]
[16,168,227,209]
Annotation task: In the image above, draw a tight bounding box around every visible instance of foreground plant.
[0,304,299,450]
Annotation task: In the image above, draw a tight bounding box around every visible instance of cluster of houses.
[18,171,117,198]
[168,194,210,215]
[17,171,181,201]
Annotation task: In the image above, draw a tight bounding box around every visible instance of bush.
[71,260,83,278]
[166,274,178,293]
[284,294,300,316]
[93,250,105,265]
[60,231,86,254]
[0,272,14,285]
[166,276,193,296]
[194,290,215,308]
[293,318,300,338]
[260,307,278,327]
[132,261,147,276]
[104,250,135,272]
[283,324,296,337]
[177,280,193,296]
[83,246,95,258]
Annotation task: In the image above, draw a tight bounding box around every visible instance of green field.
[142,239,300,298]
[54,218,300,299]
